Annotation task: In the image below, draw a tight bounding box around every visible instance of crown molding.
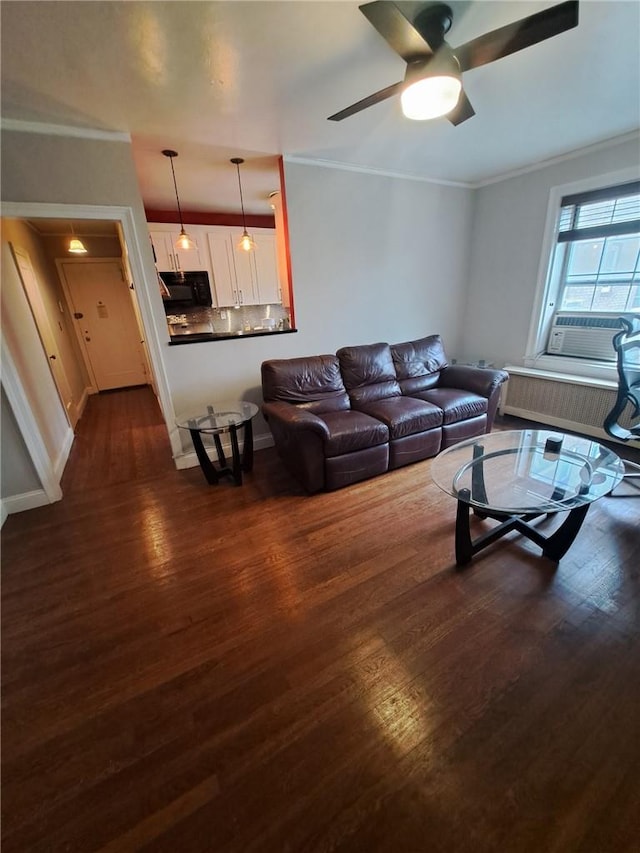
[284,131,640,191]
[282,155,471,189]
[0,117,130,143]
[471,131,640,189]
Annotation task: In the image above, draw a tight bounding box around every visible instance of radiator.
[501,369,639,447]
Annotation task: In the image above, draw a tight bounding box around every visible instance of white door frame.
[1,202,179,468]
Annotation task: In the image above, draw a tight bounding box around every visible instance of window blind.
[558,180,640,243]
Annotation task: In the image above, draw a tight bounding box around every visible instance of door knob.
[49,354,57,360]
[85,337,91,342]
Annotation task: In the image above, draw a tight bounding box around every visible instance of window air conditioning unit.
[546,313,630,360]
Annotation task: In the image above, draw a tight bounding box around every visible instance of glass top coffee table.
[176,401,259,486]
[432,429,624,565]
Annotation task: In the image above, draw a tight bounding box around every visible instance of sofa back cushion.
[337,342,401,406]
[391,335,449,394]
[261,355,351,414]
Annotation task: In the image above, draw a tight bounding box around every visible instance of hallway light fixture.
[400,48,462,121]
[68,222,87,254]
[162,149,196,251]
[230,157,256,252]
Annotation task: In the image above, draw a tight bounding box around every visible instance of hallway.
[60,386,174,495]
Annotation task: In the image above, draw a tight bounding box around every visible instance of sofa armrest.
[262,401,331,439]
[438,365,509,398]
[438,364,508,432]
[262,401,330,492]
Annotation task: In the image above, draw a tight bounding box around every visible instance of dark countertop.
[168,328,297,345]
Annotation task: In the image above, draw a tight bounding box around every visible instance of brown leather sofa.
[261,335,508,493]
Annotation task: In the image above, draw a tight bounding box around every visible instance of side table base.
[189,421,253,487]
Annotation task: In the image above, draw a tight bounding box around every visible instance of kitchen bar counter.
[165,304,294,344]
[168,327,297,345]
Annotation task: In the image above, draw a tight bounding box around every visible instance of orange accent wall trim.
[145,209,275,228]
[278,157,295,329]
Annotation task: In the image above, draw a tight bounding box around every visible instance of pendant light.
[162,149,196,251]
[230,157,256,252]
[68,222,87,254]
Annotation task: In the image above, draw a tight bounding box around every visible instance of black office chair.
[604,316,640,495]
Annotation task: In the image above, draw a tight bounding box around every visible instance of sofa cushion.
[337,342,401,405]
[412,387,488,424]
[391,335,448,394]
[261,355,350,414]
[321,411,389,457]
[355,396,443,439]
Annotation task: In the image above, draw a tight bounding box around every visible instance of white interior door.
[60,260,147,391]
[11,245,75,424]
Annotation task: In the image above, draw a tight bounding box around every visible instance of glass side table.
[432,429,624,565]
[176,401,259,486]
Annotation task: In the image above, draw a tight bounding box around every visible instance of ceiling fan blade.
[359,1,432,61]
[328,81,403,121]
[448,91,475,126]
[454,0,579,72]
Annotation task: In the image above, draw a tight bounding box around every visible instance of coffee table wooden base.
[455,487,591,566]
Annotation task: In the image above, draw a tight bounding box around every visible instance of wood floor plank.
[2,388,639,851]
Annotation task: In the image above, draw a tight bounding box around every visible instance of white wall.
[460,135,640,367]
[4,124,637,479]
[284,162,473,356]
[149,162,475,449]
[1,386,41,498]
[1,128,475,463]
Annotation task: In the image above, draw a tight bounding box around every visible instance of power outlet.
[220,310,227,320]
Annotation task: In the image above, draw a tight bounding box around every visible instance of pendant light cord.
[234,161,248,231]
[167,154,186,230]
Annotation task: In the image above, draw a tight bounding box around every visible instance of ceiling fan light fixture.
[401,52,461,121]
[401,74,461,120]
[162,149,195,251]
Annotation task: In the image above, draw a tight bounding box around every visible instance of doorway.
[10,244,77,425]
[1,202,178,518]
[58,258,148,391]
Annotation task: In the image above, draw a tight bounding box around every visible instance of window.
[555,182,640,314]
[525,170,640,380]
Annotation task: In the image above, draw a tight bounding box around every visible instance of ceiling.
[2,1,639,216]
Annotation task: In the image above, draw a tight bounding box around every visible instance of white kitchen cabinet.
[252,232,281,305]
[207,227,281,307]
[148,226,207,273]
[207,231,240,306]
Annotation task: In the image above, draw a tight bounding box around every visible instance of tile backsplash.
[167,303,291,335]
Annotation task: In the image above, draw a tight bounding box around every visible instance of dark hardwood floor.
[2,387,639,852]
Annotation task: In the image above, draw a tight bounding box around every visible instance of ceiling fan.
[328,0,579,124]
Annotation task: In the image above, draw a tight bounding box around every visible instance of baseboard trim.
[53,427,75,482]
[1,489,52,517]
[0,501,8,528]
[74,387,90,424]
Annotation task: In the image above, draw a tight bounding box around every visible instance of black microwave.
[160,271,213,310]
